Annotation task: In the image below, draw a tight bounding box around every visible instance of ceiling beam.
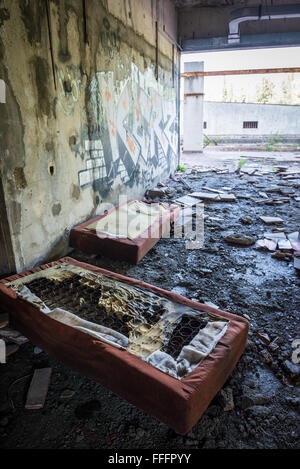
[181,67,300,77]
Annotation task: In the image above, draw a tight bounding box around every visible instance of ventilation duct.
[228,4,300,44]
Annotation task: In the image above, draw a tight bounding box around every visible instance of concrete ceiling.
[174,0,252,7]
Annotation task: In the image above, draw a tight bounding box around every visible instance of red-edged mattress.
[0,257,249,434]
[69,199,179,264]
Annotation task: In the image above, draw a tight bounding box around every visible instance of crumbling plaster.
[0,0,179,273]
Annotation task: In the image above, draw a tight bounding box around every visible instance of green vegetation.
[238,157,248,168]
[177,164,187,172]
[265,134,283,152]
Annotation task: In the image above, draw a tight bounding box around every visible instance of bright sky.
[181,47,300,104]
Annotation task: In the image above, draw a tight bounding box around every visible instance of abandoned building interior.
[0,0,299,451]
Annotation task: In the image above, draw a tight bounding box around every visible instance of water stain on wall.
[32,56,51,117]
[13,167,27,189]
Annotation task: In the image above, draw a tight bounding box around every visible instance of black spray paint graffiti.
[100,17,121,59]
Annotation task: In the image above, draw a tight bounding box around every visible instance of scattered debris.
[60,389,75,400]
[147,188,167,199]
[259,216,284,225]
[175,195,200,206]
[264,232,286,240]
[5,343,20,358]
[271,251,293,261]
[224,233,256,246]
[178,176,192,191]
[190,191,219,201]
[294,251,300,270]
[75,400,102,419]
[0,327,29,345]
[190,191,236,202]
[25,368,52,410]
[219,387,234,411]
[240,216,252,225]
[260,349,273,364]
[256,332,271,345]
[255,239,277,252]
[278,239,292,252]
[0,313,9,328]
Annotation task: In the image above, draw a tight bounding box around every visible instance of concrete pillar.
[183,62,204,152]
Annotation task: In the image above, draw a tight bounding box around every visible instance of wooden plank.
[25,368,52,410]
[181,67,300,77]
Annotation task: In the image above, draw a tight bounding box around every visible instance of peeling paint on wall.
[0,0,179,273]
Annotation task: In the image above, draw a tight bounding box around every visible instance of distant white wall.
[203,101,300,136]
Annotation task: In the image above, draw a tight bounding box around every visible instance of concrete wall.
[0,0,179,273]
[203,101,300,137]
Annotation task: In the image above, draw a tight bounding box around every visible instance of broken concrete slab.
[265,231,286,239]
[255,239,277,252]
[287,232,300,242]
[278,239,293,252]
[294,251,300,270]
[202,186,225,194]
[190,191,219,201]
[224,233,256,247]
[25,368,52,410]
[218,193,236,202]
[259,216,284,225]
[175,195,200,206]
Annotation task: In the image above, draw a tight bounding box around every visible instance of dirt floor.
[0,152,299,450]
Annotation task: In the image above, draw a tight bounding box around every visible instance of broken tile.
[190,191,219,201]
[218,193,236,202]
[25,368,52,410]
[291,241,300,251]
[202,186,225,194]
[175,195,199,206]
[287,232,300,242]
[258,192,269,199]
[278,239,292,252]
[264,232,286,240]
[255,239,277,251]
[294,256,300,270]
[259,216,283,225]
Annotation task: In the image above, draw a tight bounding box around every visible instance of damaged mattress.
[69,199,179,264]
[0,257,249,434]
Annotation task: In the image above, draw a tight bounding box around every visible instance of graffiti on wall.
[73,63,178,195]
[56,65,84,116]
